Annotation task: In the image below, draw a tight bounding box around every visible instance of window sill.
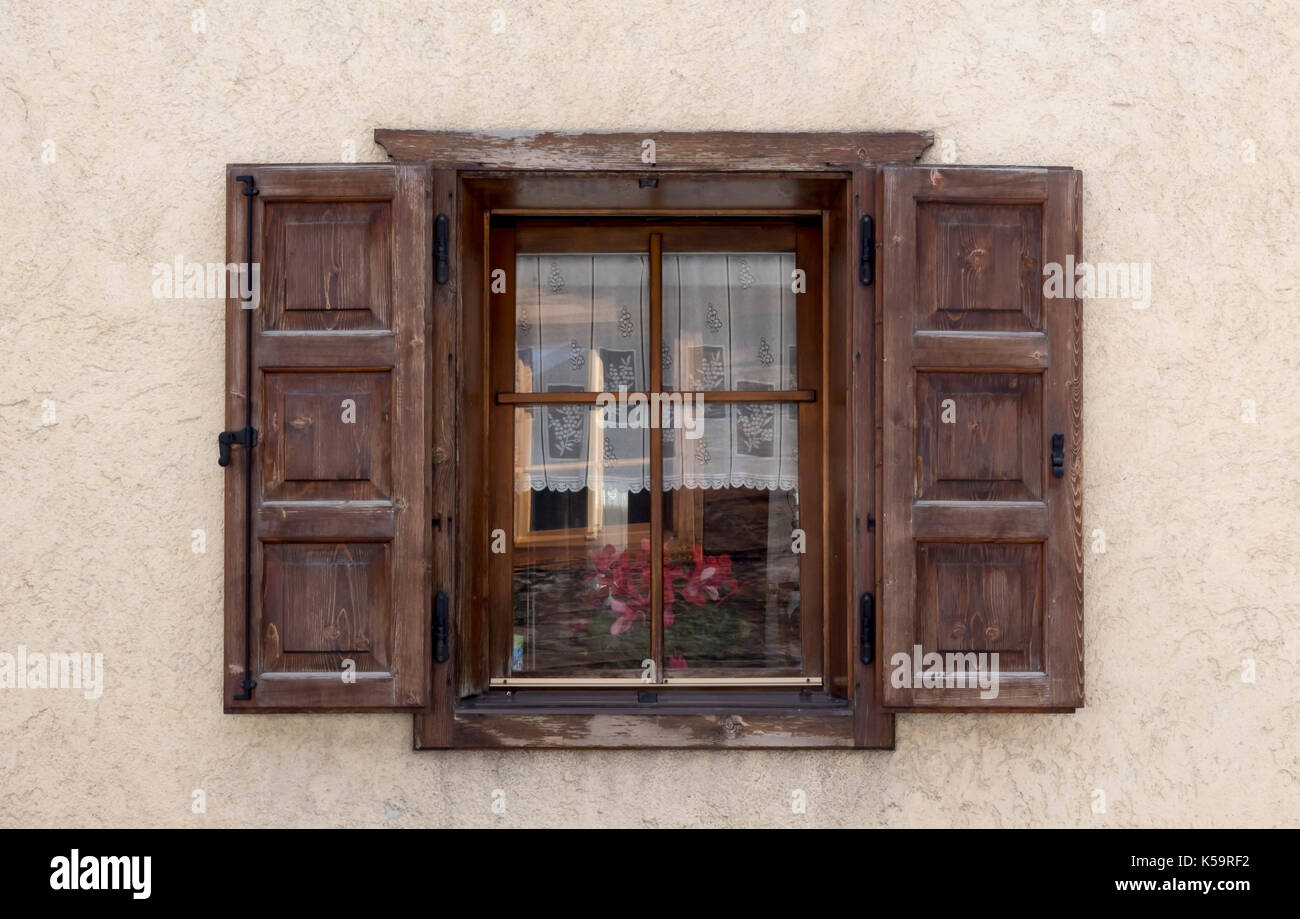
[417,690,863,750]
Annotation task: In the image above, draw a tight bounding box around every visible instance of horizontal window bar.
[489,676,820,688]
[497,389,816,405]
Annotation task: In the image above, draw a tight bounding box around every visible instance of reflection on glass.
[662,410,801,673]
[512,407,650,675]
[515,254,649,393]
[509,250,806,680]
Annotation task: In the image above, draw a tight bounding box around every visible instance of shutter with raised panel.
[879,165,1083,711]
[223,164,430,711]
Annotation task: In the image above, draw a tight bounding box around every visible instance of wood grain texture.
[374,129,933,170]
[879,165,1083,712]
[915,372,1043,502]
[912,331,1049,370]
[461,173,850,213]
[855,164,894,749]
[224,163,430,712]
[795,222,826,684]
[417,168,457,746]
[443,711,854,749]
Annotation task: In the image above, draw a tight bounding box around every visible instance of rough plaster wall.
[1,0,1297,828]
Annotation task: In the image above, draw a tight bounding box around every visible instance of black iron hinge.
[217,426,258,467]
[433,591,450,663]
[859,593,875,664]
[434,213,449,285]
[859,214,875,286]
[1051,433,1066,479]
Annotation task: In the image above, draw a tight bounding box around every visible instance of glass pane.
[515,254,649,393]
[662,405,801,674]
[662,254,798,394]
[512,406,650,676]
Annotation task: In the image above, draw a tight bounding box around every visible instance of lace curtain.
[515,253,798,494]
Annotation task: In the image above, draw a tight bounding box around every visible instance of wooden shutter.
[224,164,430,711]
[879,165,1083,711]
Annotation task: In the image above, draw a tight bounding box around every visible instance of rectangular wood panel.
[264,542,389,661]
[263,199,393,330]
[916,372,1042,502]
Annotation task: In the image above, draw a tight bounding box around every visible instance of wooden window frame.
[494,215,823,688]
[374,130,934,749]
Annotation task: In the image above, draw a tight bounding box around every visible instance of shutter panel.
[224,164,430,711]
[879,165,1083,711]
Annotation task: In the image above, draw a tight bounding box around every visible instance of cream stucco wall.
[1,0,1297,827]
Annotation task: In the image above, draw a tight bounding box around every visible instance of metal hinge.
[217,426,258,467]
[434,213,449,285]
[859,214,875,285]
[859,593,875,664]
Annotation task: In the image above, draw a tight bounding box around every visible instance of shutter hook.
[1051,433,1065,479]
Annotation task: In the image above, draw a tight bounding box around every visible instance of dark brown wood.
[854,164,893,748]
[443,712,854,749]
[422,170,897,748]
[455,188,491,698]
[460,173,851,214]
[258,503,395,541]
[224,163,430,712]
[262,370,392,502]
[375,130,933,171]
[1049,169,1086,709]
[515,222,800,253]
[795,222,824,682]
[418,168,458,746]
[911,501,1051,539]
[223,171,250,713]
[912,331,1049,370]
[257,332,396,370]
[878,165,1083,712]
[487,224,517,682]
[434,694,855,748]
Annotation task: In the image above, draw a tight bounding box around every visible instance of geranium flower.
[609,597,647,635]
[588,544,619,574]
[680,545,740,605]
[581,542,741,636]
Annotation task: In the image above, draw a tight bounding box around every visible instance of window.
[492,219,821,686]
[221,132,1083,748]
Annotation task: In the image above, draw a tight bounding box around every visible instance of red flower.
[582,542,741,635]
[609,596,649,635]
[681,545,740,605]
[668,654,688,670]
[589,543,619,573]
